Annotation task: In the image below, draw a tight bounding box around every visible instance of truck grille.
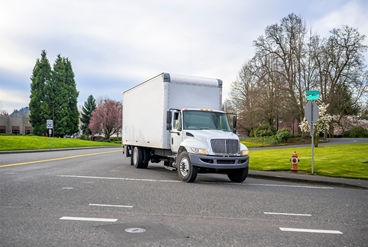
[210,139,239,155]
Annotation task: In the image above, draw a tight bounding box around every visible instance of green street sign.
[306,91,319,95]
[306,90,319,100]
[307,95,319,100]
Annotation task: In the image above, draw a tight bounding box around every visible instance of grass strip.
[249,143,368,179]
[241,141,271,147]
[0,136,120,151]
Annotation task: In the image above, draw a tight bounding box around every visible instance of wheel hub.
[179,158,189,177]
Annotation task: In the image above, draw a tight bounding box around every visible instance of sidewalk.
[248,170,368,190]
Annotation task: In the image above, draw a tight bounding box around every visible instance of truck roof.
[124,73,222,94]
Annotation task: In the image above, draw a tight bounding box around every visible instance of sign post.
[47,120,53,150]
[305,91,319,173]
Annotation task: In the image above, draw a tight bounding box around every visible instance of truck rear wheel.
[133,146,144,168]
[177,152,197,182]
[227,167,248,183]
[130,146,134,166]
[142,147,149,168]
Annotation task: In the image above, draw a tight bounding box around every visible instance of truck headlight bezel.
[191,148,208,155]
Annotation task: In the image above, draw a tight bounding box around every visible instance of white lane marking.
[89,204,133,208]
[58,175,333,189]
[280,227,343,234]
[59,216,117,222]
[62,187,74,190]
[58,175,180,183]
[247,183,333,189]
[264,212,312,216]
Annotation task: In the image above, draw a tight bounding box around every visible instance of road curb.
[248,170,368,190]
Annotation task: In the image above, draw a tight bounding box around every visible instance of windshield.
[183,111,231,131]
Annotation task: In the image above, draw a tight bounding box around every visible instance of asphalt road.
[1,147,367,246]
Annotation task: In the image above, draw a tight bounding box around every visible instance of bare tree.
[312,26,368,136]
[0,101,7,116]
[229,61,261,136]
[253,14,319,136]
[230,13,368,138]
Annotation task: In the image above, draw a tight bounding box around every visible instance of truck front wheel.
[133,146,144,168]
[177,152,197,183]
[227,167,248,183]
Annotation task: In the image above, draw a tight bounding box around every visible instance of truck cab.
[166,108,249,182]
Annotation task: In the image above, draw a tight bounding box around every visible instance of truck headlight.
[242,150,249,156]
[192,148,208,154]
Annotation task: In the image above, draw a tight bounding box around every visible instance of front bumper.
[189,153,249,169]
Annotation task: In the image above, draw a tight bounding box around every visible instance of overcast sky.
[0,0,367,114]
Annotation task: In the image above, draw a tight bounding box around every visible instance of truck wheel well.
[178,146,187,155]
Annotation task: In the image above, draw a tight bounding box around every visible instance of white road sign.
[305,101,319,124]
[47,120,53,129]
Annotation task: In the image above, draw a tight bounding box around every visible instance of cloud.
[0,0,367,114]
[314,0,368,37]
[0,89,30,113]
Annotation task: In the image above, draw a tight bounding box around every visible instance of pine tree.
[80,95,96,135]
[64,58,80,135]
[29,50,52,136]
[30,51,79,137]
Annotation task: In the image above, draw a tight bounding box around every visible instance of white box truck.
[123,73,249,183]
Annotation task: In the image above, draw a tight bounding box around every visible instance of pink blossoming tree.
[89,99,122,139]
[333,115,368,136]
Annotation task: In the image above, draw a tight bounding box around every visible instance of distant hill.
[10,106,30,117]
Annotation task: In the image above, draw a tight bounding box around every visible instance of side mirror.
[166,111,172,130]
[233,116,237,134]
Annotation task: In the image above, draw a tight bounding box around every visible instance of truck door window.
[173,112,182,131]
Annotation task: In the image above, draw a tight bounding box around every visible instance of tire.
[227,167,248,183]
[177,152,197,182]
[130,146,134,166]
[142,147,149,168]
[133,146,144,168]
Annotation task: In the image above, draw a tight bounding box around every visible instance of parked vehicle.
[123,73,249,182]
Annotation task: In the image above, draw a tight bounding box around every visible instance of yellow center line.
[0,150,122,168]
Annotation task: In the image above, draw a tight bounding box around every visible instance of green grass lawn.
[249,143,368,179]
[0,135,121,151]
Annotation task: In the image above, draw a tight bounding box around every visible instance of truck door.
[171,111,183,153]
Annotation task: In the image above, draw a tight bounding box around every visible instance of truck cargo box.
[122,73,222,149]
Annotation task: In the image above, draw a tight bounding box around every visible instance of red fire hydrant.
[290,151,299,172]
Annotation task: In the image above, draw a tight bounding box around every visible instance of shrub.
[255,130,274,137]
[27,133,33,136]
[291,134,302,138]
[250,129,256,137]
[109,137,120,142]
[276,128,291,142]
[252,124,277,137]
[342,127,368,138]
[247,135,279,144]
